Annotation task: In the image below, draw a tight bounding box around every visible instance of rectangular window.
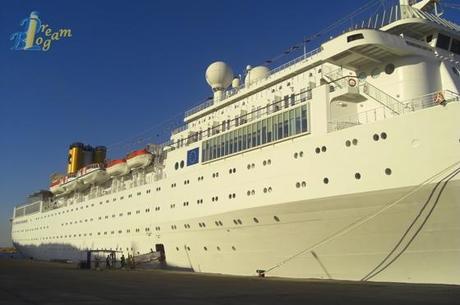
[247,125,253,148]
[256,121,261,146]
[295,107,302,134]
[216,136,221,158]
[283,112,289,138]
[289,109,296,136]
[242,127,247,150]
[267,117,273,143]
[451,39,460,55]
[301,105,308,132]
[229,136,233,154]
[347,33,364,42]
[277,113,283,140]
[238,129,242,151]
[437,33,451,50]
[262,119,267,144]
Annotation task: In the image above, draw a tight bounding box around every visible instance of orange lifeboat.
[61,173,83,194]
[126,149,152,169]
[49,178,65,194]
[106,159,129,176]
[79,163,109,185]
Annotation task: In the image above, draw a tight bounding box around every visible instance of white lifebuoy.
[434,92,445,104]
[348,78,357,87]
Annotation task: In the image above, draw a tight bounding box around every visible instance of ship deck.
[0,258,458,305]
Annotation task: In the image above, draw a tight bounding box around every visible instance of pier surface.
[0,259,458,305]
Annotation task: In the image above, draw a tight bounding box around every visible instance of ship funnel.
[205,61,234,102]
[67,142,84,174]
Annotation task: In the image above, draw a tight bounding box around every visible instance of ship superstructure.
[11,0,460,284]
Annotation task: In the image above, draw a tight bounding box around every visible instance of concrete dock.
[0,259,458,305]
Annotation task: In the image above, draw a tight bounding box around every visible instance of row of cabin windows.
[202,104,309,162]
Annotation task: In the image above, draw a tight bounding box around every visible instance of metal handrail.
[184,47,322,118]
[329,90,460,132]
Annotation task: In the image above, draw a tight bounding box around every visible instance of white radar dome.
[245,66,270,86]
[205,61,234,92]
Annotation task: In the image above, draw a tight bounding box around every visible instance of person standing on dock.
[120,254,126,269]
[105,255,111,269]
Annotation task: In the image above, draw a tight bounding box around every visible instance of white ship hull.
[13,181,460,284]
[12,103,460,284]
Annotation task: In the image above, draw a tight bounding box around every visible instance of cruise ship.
[10,0,460,284]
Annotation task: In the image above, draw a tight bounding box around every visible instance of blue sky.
[0,0,458,247]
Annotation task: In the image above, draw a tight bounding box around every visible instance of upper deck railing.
[183,47,322,119]
[328,90,460,132]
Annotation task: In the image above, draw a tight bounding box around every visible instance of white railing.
[328,90,460,132]
[361,82,405,115]
[184,47,322,118]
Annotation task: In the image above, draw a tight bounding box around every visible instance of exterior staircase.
[360,82,405,115]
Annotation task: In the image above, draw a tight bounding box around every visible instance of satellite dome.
[245,66,270,86]
[205,61,234,92]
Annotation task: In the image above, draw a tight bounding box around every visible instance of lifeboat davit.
[49,178,65,194]
[79,163,109,185]
[126,149,152,169]
[106,159,129,176]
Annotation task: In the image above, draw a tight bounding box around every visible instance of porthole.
[180,161,185,168]
[253,217,259,223]
[355,173,361,180]
[232,246,236,251]
[263,160,267,165]
[358,72,367,81]
[301,181,306,188]
[323,177,329,184]
[296,182,301,188]
[321,146,327,152]
[174,162,179,170]
[217,246,221,251]
[371,68,381,79]
[315,147,321,154]
[352,138,358,145]
[385,64,395,75]
[176,247,179,251]
[380,132,387,140]
[299,151,303,157]
[373,134,380,141]
[237,219,242,224]
[345,140,351,147]
[385,168,392,175]
[203,247,208,251]
[274,216,280,222]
